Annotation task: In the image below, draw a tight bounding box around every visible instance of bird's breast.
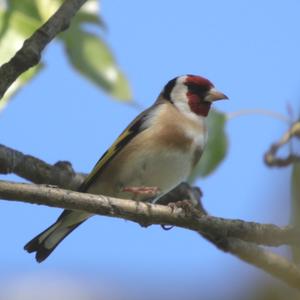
[121,145,193,191]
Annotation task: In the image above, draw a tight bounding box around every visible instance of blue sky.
[1,0,300,299]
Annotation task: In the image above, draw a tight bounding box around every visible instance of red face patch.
[185,75,213,116]
[187,92,211,117]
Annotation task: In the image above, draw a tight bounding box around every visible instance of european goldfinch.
[24,74,227,262]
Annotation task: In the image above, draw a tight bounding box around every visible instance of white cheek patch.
[171,76,191,116]
[170,76,188,102]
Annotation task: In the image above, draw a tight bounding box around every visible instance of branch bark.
[0,144,84,189]
[0,0,87,100]
[1,179,300,289]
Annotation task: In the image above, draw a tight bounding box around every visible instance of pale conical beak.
[205,88,228,102]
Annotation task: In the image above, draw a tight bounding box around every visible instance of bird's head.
[162,74,228,117]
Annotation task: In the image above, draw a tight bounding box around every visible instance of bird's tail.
[24,211,90,263]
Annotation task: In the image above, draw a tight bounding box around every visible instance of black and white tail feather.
[24,210,86,262]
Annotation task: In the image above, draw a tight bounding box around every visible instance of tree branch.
[0,0,87,100]
[1,179,300,289]
[219,238,300,290]
[265,121,300,167]
[0,144,84,189]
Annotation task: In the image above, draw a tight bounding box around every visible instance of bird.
[24,74,228,262]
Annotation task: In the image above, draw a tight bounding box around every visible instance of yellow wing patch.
[80,128,132,191]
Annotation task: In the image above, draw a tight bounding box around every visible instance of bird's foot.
[161,199,195,231]
[168,199,194,212]
[122,186,161,196]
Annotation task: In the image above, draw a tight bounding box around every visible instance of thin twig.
[265,121,300,167]
[226,109,290,123]
[0,0,87,100]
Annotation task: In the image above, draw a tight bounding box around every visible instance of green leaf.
[290,163,300,262]
[8,0,41,21]
[34,0,129,100]
[72,0,105,28]
[189,110,228,180]
[0,7,41,110]
[0,11,40,52]
[33,0,61,22]
[34,0,104,27]
[62,28,131,101]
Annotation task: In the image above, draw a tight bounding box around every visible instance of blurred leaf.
[73,0,105,27]
[0,2,40,42]
[0,11,39,52]
[290,162,300,262]
[0,7,41,111]
[62,28,131,100]
[33,0,61,21]
[0,65,42,111]
[8,0,41,20]
[189,110,228,180]
[34,0,104,27]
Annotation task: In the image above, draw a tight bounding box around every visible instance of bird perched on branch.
[24,74,228,262]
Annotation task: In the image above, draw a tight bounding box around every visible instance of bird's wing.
[79,105,156,192]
